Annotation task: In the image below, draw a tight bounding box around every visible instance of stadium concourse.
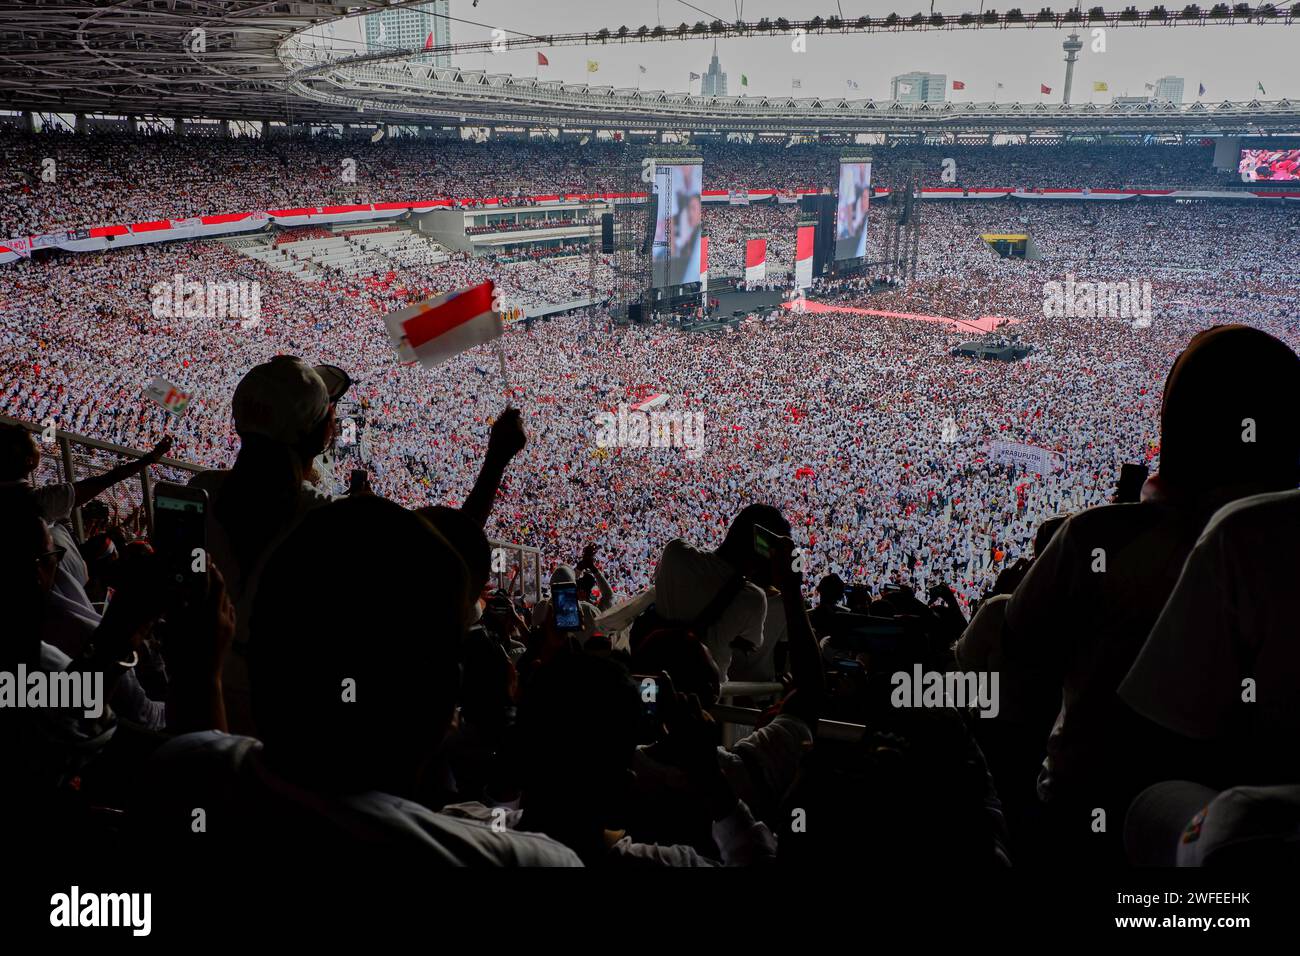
[4,124,1300,892]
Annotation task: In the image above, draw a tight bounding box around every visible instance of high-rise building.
[701,42,728,96]
[364,1,452,68]
[890,72,946,104]
[1153,75,1185,104]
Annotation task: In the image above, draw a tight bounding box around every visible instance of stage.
[709,286,787,317]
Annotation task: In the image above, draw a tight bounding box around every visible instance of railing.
[1,413,547,602]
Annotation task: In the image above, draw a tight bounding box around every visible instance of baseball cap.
[1126,781,1300,867]
[232,356,331,445]
[314,363,352,404]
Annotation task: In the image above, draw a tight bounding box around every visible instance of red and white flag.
[537,52,549,66]
[423,32,434,52]
[1040,84,1052,95]
[383,280,503,369]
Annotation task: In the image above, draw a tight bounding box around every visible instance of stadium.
[2,0,1299,922]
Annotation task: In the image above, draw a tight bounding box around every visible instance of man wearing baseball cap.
[188,355,351,735]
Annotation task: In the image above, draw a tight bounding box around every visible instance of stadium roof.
[2,1,1299,134]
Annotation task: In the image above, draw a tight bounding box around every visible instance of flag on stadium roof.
[952,80,965,90]
[1093,81,1108,92]
[639,64,647,73]
[423,32,433,52]
[1199,82,1206,96]
[1040,84,1052,95]
[587,60,599,73]
[741,74,748,86]
[382,281,502,370]
[690,71,701,81]
[847,79,859,89]
[537,52,549,66]
[1258,81,1267,95]
[1144,82,1155,91]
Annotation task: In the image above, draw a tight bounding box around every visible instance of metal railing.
[1,413,547,602]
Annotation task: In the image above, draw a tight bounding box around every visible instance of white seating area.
[233,225,449,280]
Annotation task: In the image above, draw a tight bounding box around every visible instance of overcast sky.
[343,1,1297,103]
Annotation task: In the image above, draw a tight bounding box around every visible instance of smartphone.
[153,481,209,604]
[753,523,777,560]
[552,581,581,631]
[841,584,855,606]
[1116,462,1149,504]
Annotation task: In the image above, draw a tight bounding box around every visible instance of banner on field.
[794,223,815,291]
[728,188,750,206]
[745,238,767,282]
[987,440,1061,474]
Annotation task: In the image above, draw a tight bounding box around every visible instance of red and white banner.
[744,238,767,282]
[794,224,815,291]
[382,280,502,369]
[631,393,669,412]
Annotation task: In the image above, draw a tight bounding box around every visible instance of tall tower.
[1061,33,1083,104]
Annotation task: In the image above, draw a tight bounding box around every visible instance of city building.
[890,72,946,104]
[701,42,727,96]
[364,0,451,68]
[1153,75,1185,105]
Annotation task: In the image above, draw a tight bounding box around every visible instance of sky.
[329,0,1299,104]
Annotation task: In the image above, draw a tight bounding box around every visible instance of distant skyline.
[334,1,1295,103]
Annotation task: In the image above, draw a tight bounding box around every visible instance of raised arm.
[460,407,526,528]
[73,437,173,509]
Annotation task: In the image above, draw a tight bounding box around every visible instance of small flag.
[952,80,966,90]
[1041,84,1052,95]
[1257,81,1266,95]
[587,60,599,73]
[143,377,192,417]
[423,32,433,52]
[741,74,748,86]
[792,78,802,89]
[370,128,385,143]
[1093,81,1108,92]
[996,82,1005,89]
[1199,83,1206,96]
[847,79,859,89]
[689,71,701,81]
[639,64,647,74]
[537,52,549,66]
[383,281,503,370]
[1144,82,1155,91]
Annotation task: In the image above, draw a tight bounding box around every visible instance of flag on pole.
[537,52,549,66]
[639,64,647,74]
[382,281,503,370]
[792,78,802,89]
[996,82,1005,89]
[423,32,434,52]
[143,377,192,417]
[741,74,748,86]
[1257,81,1267,95]
[587,60,599,73]
[952,80,966,90]
[1040,84,1052,95]
[1198,83,1206,96]
[689,71,701,81]
[847,79,859,89]
[1093,81,1108,92]
[1144,82,1155,91]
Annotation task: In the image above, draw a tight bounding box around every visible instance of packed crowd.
[4,174,1300,877]
[2,127,1235,239]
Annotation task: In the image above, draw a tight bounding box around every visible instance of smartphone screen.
[552,582,581,631]
[632,674,659,719]
[753,523,775,559]
[153,482,208,602]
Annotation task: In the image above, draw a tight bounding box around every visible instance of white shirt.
[1120,490,1300,747]
[653,538,767,680]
